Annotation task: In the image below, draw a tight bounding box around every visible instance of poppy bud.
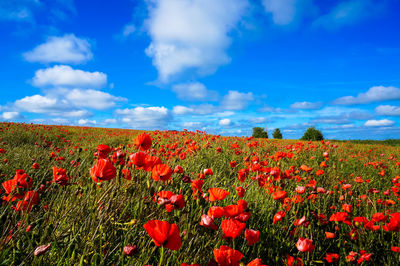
[123,245,137,256]
[34,243,51,256]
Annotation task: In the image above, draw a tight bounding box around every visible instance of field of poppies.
[0,122,399,265]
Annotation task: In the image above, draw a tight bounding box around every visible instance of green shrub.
[252,127,268,138]
[301,126,323,141]
[272,128,282,139]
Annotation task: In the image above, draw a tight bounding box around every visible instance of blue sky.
[1,0,400,139]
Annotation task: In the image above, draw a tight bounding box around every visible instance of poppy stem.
[158,246,164,266]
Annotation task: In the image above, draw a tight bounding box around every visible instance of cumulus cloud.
[262,0,317,25]
[219,118,231,126]
[13,88,125,117]
[1,111,22,120]
[172,82,218,101]
[182,121,203,128]
[104,118,117,124]
[24,34,92,64]
[32,65,107,88]
[144,0,248,81]
[172,104,218,115]
[65,89,126,110]
[221,90,254,110]
[173,105,194,115]
[364,119,394,127]
[290,101,322,109]
[78,119,97,126]
[333,86,400,105]
[115,107,171,129]
[375,105,400,116]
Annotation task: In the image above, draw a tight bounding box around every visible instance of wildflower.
[143,220,181,250]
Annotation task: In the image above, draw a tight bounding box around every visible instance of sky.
[1,0,400,139]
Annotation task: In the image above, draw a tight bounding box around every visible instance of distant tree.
[301,127,323,141]
[252,127,268,138]
[272,128,282,139]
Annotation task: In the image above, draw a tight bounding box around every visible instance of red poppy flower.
[296,237,315,253]
[208,206,226,219]
[123,245,137,256]
[14,170,33,190]
[97,144,111,159]
[295,186,306,194]
[134,133,152,151]
[247,258,266,266]
[209,188,230,202]
[224,204,243,218]
[52,166,69,186]
[342,204,353,213]
[300,165,312,173]
[90,158,117,183]
[144,155,162,171]
[273,210,286,224]
[272,190,287,201]
[236,187,245,197]
[129,152,148,169]
[152,164,172,181]
[122,169,132,180]
[286,255,304,266]
[213,246,243,266]
[238,168,249,182]
[204,168,213,176]
[200,214,217,230]
[174,165,183,173]
[143,220,181,250]
[324,253,339,263]
[221,219,246,239]
[13,191,39,212]
[245,229,260,245]
[325,232,336,239]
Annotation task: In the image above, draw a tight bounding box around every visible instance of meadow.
[0,122,399,265]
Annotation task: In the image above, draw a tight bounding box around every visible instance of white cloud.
[182,121,202,127]
[364,119,395,127]
[1,111,22,120]
[78,119,97,126]
[144,0,248,81]
[23,34,92,64]
[221,90,254,110]
[262,0,316,25]
[104,118,117,124]
[290,101,322,109]
[219,118,231,126]
[333,86,400,105]
[173,105,194,115]
[172,82,218,101]
[65,89,126,110]
[14,95,61,113]
[13,88,124,116]
[115,107,171,129]
[32,65,107,88]
[375,105,400,116]
[172,104,218,115]
[313,0,379,29]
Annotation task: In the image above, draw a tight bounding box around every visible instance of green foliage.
[272,128,282,139]
[252,127,268,138]
[301,126,323,141]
